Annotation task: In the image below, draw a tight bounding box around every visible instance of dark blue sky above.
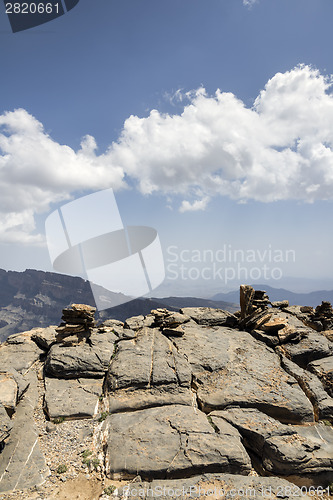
[1,0,333,149]
[1,0,333,294]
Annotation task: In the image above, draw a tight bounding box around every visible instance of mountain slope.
[0,269,237,342]
[212,284,333,307]
[0,269,171,341]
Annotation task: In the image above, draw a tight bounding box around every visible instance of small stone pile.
[239,285,271,320]
[238,285,301,345]
[286,302,333,333]
[313,301,333,331]
[55,304,96,345]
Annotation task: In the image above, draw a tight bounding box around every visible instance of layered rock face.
[0,293,333,498]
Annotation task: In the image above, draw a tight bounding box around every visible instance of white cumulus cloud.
[0,109,125,242]
[1,65,333,243]
[108,65,333,205]
[179,196,210,213]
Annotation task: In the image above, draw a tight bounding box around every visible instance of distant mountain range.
[0,269,237,342]
[212,284,333,308]
[1,270,331,343]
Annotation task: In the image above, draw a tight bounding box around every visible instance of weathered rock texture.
[1,289,333,496]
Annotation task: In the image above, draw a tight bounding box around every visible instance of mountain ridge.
[212,283,333,307]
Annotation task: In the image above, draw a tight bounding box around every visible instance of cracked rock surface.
[1,296,333,498]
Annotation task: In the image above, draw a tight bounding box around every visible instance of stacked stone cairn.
[239,284,300,346]
[55,304,96,345]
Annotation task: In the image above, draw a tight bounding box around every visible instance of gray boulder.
[106,328,193,412]
[0,372,49,493]
[45,330,117,378]
[0,373,17,414]
[124,314,154,330]
[211,407,333,476]
[102,404,251,479]
[30,326,57,350]
[0,403,12,444]
[282,331,333,367]
[172,323,314,423]
[180,307,237,327]
[308,356,333,397]
[279,353,333,421]
[44,377,103,419]
[0,336,43,374]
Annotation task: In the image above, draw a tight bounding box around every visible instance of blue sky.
[1,0,333,296]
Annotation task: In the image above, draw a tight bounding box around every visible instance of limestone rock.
[279,353,333,421]
[0,373,17,413]
[263,424,333,475]
[106,328,192,412]
[308,356,333,397]
[124,314,154,330]
[179,307,237,327]
[102,405,252,479]
[108,387,193,414]
[45,330,117,378]
[107,328,191,390]
[261,317,287,333]
[152,309,191,328]
[323,330,333,342]
[172,323,314,423]
[271,299,289,308]
[0,337,43,374]
[30,326,57,350]
[0,403,12,444]
[251,329,279,347]
[55,303,96,344]
[282,331,333,367]
[211,407,333,476]
[111,325,137,340]
[99,318,124,329]
[162,325,186,337]
[240,284,255,319]
[44,377,102,419]
[0,372,49,493]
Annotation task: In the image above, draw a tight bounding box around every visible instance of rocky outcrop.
[171,322,314,423]
[0,268,236,343]
[1,289,333,497]
[211,407,333,475]
[0,371,49,492]
[103,405,252,479]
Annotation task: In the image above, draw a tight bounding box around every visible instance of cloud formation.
[109,65,333,204]
[243,0,258,6]
[1,65,333,242]
[0,109,125,242]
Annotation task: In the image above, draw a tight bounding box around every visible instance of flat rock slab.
[0,339,43,374]
[172,323,314,423]
[282,331,333,367]
[124,315,154,330]
[180,307,237,327]
[0,372,49,493]
[45,330,117,378]
[308,356,333,397]
[44,377,103,419]
[103,404,251,479]
[106,328,192,411]
[211,407,333,476]
[279,354,333,421]
[118,474,312,499]
[109,387,193,414]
